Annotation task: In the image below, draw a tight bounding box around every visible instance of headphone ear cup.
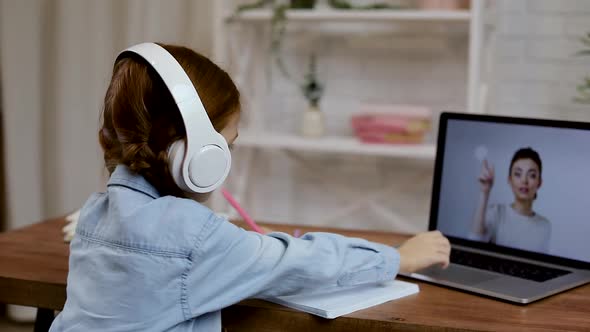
[167,140,189,192]
[186,143,230,191]
[168,138,231,194]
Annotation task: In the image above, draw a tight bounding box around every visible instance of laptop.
[400,112,590,304]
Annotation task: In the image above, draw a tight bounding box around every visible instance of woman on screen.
[470,147,551,253]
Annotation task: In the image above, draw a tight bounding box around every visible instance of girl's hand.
[478,159,494,194]
[397,231,450,274]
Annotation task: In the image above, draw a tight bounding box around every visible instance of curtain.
[0,65,4,231]
[0,0,215,321]
[1,0,214,230]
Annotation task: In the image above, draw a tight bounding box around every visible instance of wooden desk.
[0,218,589,331]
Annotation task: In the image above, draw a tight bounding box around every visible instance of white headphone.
[118,42,231,193]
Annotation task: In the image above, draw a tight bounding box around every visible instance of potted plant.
[300,54,325,137]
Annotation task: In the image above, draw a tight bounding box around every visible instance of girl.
[471,147,551,252]
[49,43,450,331]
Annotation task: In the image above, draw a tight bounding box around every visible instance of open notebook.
[264,279,419,319]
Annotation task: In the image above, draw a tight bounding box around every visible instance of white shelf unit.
[214,1,492,159]
[211,0,495,225]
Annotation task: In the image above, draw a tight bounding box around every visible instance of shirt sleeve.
[183,217,400,318]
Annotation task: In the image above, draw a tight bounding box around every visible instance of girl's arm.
[183,205,448,319]
[184,218,401,317]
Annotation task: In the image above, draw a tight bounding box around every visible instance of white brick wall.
[528,0,590,14]
[225,0,590,233]
[493,0,590,122]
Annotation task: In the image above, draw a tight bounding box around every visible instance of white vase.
[301,105,324,137]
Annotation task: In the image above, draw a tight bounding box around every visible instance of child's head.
[99,43,240,198]
[508,147,542,202]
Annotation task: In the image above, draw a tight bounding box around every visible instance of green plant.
[234,1,300,80]
[269,1,319,79]
[301,54,324,107]
[290,0,316,8]
[235,0,403,82]
[328,0,403,9]
[235,0,273,12]
[574,32,590,104]
[270,3,291,79]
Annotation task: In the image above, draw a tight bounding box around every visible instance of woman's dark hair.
[509,147,542,176]
[98,43,240,196]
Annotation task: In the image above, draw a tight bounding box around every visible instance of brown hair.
[99,43,240,196]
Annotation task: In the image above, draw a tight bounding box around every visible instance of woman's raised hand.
[478,159,494,194]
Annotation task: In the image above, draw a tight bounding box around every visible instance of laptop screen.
[434,114,590,265]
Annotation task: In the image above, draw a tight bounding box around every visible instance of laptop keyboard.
[450,249,571,282]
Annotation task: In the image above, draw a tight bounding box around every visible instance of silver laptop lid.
[430,112,590,270]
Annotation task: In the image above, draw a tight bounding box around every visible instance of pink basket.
[350,105,432,145]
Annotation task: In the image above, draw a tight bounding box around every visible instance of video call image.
[436,119,590,263]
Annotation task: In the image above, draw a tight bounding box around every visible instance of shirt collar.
[107,164,161,199]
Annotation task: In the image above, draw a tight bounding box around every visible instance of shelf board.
[237,131,436,159]
[228,8,471,23]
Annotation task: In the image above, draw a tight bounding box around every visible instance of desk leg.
[34,308,54,332]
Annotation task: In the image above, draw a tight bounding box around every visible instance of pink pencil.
[221,188,265,234]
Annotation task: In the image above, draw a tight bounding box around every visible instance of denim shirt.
[50,165,400,331]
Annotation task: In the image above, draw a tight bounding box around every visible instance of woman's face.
[508,158,542,201]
